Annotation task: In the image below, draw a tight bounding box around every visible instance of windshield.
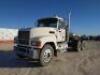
[37,18,58,28]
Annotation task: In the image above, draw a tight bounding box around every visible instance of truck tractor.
[14,16,84,66]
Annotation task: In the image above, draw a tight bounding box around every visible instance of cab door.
[56,20,66,42]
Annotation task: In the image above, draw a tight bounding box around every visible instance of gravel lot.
[0,41,100,75]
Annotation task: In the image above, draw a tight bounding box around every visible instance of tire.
[77,41,85,52]
[77,41,82,51]
[39,44,54,66]
[81,41,86,50]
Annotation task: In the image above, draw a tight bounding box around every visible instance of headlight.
[31,41,41,46]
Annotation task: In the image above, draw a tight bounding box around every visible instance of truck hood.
[30,27,57,39]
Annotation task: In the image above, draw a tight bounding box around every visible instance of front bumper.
[14,45,40,59]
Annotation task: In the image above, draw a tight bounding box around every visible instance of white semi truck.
[14,16,83,66]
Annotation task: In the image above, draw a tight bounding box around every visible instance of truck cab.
[14,16,68,66]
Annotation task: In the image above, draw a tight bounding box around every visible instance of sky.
[0,0,100,35]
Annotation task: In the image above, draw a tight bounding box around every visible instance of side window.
[58,21,66,29]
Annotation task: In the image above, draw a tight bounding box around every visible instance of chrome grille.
[18,39,29,45]
[18,30,30,45]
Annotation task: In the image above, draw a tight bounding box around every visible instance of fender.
[37,35,57,49]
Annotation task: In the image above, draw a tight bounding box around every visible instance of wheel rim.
[42,49,52,63]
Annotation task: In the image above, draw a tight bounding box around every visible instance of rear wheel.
[81,41,86,50]
[77,41,82,51]
[39,44,54,66]
[77,41,85,51]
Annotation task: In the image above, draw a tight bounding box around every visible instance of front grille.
[18,30,30,45]
[18,31,30,39]
[18,39,29,45]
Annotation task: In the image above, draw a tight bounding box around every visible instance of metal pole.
[67,11,71,42]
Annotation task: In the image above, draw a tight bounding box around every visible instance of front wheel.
[39,44,54,66]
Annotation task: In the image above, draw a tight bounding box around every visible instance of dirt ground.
[0,41,100,75]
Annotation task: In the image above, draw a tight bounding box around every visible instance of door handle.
[59,30,61,32]
[49,31,55,34]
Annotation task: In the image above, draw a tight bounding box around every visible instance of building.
[0,28,18,43]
